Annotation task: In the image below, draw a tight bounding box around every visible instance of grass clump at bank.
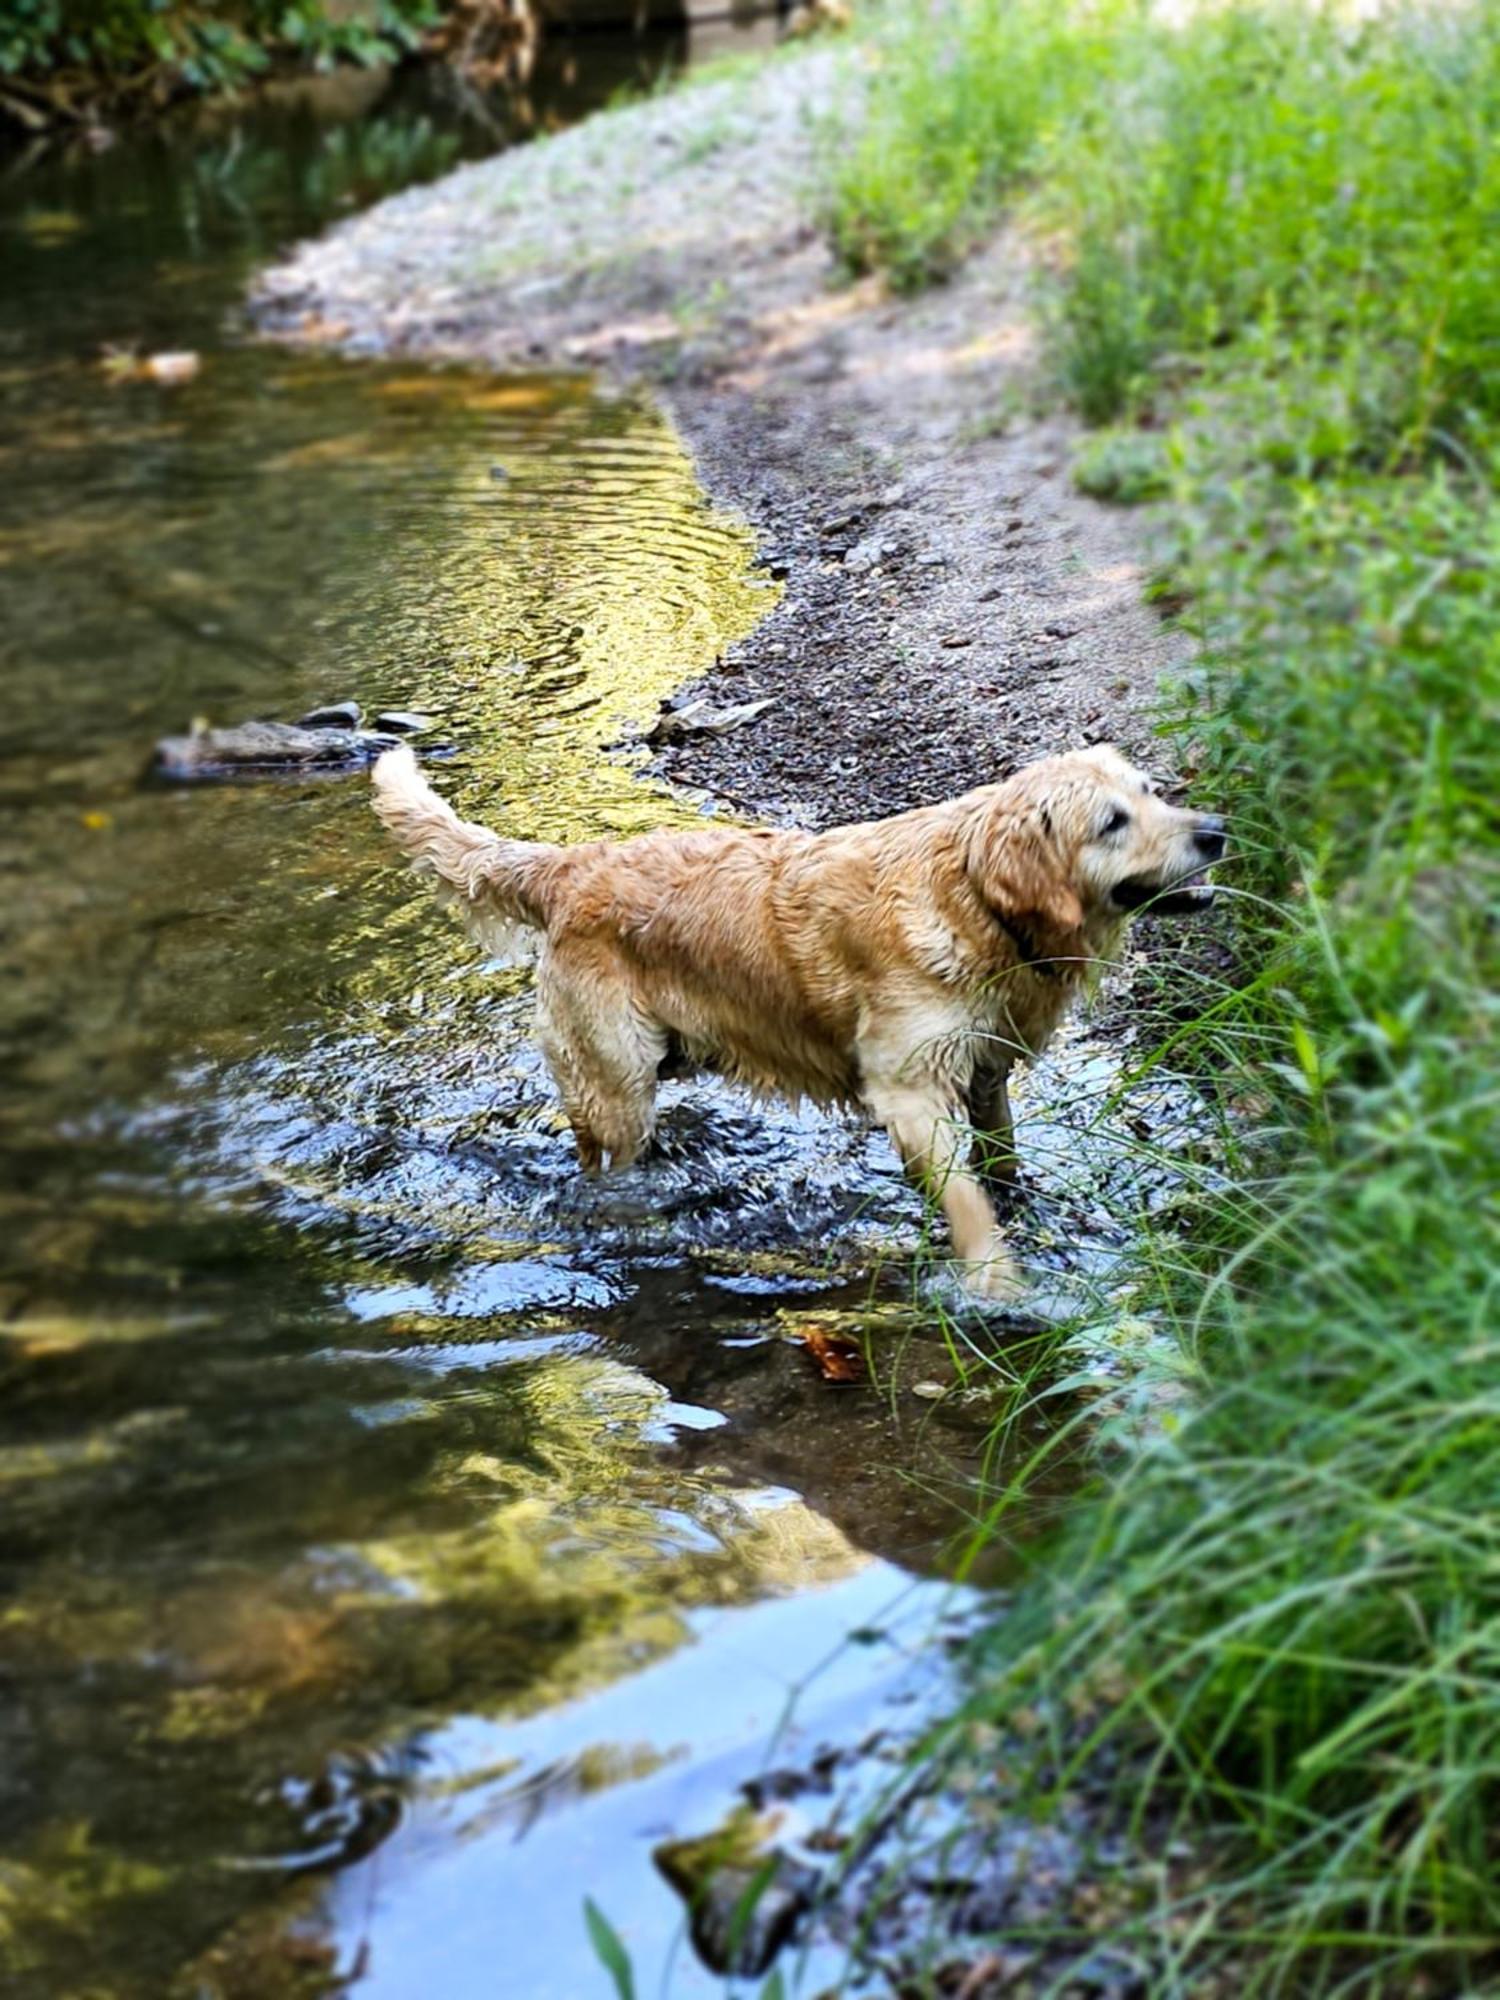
[835,0,1500,1987]
[825,0,1101,288]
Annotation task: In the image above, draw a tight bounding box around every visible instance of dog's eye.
[1099,807,1131,836]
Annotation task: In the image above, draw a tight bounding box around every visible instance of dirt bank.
[253,45,1188,831]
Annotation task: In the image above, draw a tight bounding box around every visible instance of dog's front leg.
[969,1066,1018,1189]
[866,1081,1023,1301]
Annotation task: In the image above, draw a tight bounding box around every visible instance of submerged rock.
[150,695,444,780]
[371,710,433,735]
[151,717,402,782]
[654,1805,821,1978]
[296,699,364,729]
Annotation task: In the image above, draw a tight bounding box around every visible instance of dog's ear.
[966,797,1084,938]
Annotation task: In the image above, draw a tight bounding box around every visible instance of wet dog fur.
[372,744,1225,1297]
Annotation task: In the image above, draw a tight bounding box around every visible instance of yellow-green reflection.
[349,368,772,845]
[0,348,772,1125]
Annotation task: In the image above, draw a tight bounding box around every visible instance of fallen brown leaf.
[799,1325,865,1384]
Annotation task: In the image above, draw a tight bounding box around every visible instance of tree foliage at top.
[1,0,438,113]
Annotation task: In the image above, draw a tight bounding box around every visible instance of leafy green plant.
[1072,427,1173,503]
[1,0,438,106]
[583,1895,637,2000]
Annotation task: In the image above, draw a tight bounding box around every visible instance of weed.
[1072,428,1174,503]
[822,0,1117,289]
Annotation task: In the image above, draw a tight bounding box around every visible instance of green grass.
[825,0,1107,288]
[831,0,1500,1988]
[1050,4,1500,438]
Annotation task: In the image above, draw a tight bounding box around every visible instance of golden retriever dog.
[372,744,1225,1298]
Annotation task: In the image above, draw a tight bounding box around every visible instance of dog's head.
[967,745,1226,945]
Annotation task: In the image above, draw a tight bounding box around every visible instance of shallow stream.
[0,46,1201,1998]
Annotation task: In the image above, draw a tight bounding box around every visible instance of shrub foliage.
[1,1,437,105]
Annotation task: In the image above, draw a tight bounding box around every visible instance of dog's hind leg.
[865,1078,1023,1301]
[536,956,664,1174]
[568,1118,606,1177]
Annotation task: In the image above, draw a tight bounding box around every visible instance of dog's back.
[533,820,870,1106]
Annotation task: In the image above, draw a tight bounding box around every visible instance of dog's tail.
[371,745,559,958]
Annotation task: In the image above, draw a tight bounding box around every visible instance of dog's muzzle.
[1112,814,1226,916]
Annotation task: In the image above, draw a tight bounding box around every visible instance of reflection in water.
[0,60,1007,2000]
[0,358,770,1118]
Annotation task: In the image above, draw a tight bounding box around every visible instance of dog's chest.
[969,966,1071,1063]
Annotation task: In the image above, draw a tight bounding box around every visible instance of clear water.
[0,45,1018,2000]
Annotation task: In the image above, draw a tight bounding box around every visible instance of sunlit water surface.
[0,50,1203,2000]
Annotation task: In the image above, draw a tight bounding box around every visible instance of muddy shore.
[250,42,1212,1994]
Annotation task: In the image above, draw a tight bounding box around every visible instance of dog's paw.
[936,1263,1092,1329]
[924,1259,1031,1324]
[957,1250,1027,1305]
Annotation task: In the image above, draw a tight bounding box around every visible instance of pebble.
[297,700,363,729]
[843,535,889,573]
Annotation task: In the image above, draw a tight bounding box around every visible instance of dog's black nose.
[1193,814,1227,861]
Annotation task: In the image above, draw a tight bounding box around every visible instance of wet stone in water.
[654,1805,822,1978]
[150,719,402,781]
[297,699,364,729]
